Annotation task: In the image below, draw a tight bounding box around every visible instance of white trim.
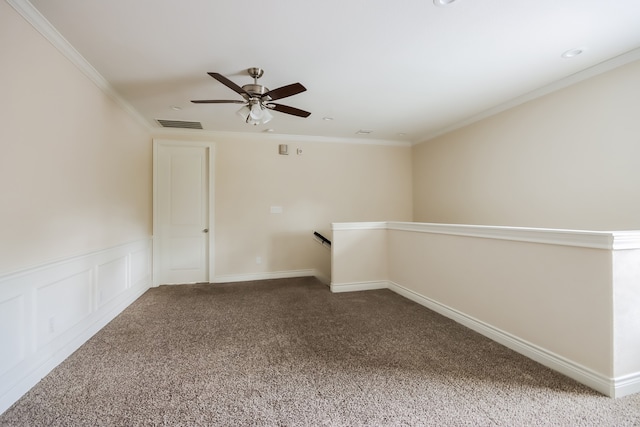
[10,0,410,149]
[386,281,614,397]
[332,222,388,231]
[152,127,411,147]
[6,0,150,131]
[612,372,640,399]
[331,221,640,250]
[388,221,619,249]
[0,239,152,415]
[213,269,317,284]
[610,231,640,250]
[6,0,101,87]
[330,280,389,293]
[417,47,640,143]
[0,238,149,279]
[11,0,640,148]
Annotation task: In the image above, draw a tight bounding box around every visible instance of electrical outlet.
[256,256,262,264]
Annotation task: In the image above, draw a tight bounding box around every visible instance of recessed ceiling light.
[561,48,584,59]
[322,117,334,121]
[433,0,457,6]
[356,129,373,135]
[170,105,182,111]
[263,128,275,133]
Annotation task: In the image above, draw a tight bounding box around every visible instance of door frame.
[152,138,215,286]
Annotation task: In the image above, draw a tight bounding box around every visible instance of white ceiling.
[20,0,640,144]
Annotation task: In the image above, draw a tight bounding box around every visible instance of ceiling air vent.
[156,119,203,129]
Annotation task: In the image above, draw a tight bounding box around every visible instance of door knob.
[203,228,209,233]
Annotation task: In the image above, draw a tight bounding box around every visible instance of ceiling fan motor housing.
[242,83,270,97]
[244,67,269,99]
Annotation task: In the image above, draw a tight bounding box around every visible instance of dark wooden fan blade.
[191,100,246,104]
[208,72,250,97]
[263,83,306,101]
[267,103,311,118]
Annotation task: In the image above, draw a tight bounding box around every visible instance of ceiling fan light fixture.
[237,101,273,125]
[236,104,251,120]
[249,101,264,120]
[261,108,273,124]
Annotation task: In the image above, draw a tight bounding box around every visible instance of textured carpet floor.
[1,277,639,426]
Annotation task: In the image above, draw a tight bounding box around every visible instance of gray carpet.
[2,277,639,426]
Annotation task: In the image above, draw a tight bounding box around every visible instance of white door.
[154,141,214,285]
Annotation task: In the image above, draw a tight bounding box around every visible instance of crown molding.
[152,127,412,147]
[7,0,152,131]
[7,0,409,149]
[416,47,640,144]
[12,0,639,148]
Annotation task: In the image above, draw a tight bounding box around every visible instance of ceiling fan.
[191,67,311,125]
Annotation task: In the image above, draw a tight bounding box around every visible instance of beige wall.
[0,2,152,275]
[387,230,613,375]
[2,0,411,281]
[152,133,413,280]
[331,226,388,288]
[413,59,640,230]
[613,248,640,378]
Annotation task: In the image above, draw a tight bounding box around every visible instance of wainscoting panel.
[36,269,93,349]
[0,238,152,415]
[97,256,128,307]
[131,247,151,289]
[0,295,25,377]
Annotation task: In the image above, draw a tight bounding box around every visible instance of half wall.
[331,221,640,398]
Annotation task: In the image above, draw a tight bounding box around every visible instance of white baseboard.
[213,269,317,284]
[328,278,637,397]
[385,281,618,397]
[612,372,640,398]
[0,239,152,415]
[3,249,636,404]
[330,280,389,293]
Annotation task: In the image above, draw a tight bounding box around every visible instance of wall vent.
[156,119,203,129]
